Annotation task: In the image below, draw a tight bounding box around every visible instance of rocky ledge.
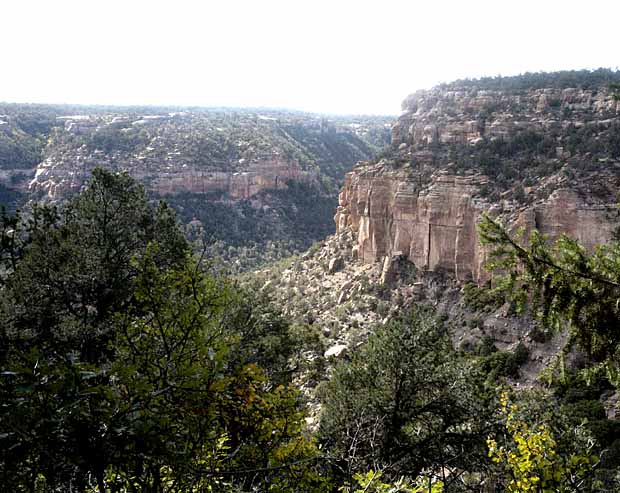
[31,153,316,201]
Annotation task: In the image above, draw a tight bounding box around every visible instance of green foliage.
[445,129,564,195]
[107,258,325,491]
[488,392,599,492]
[0,105,59,171]
[478,214,620,483]
[0,126,43,169]
[279,122,382,180]
[476,335,498,357]
[319,308,496,484]
[551,372,620,472]
[479,215,620,377]
[397,70,620,204]
[462,281,504,312]
[0,184,25,212]
[441,68,620,92]
[85,125,148,153]
[171,180,338,272]
[478,342,529,380]
[0,169,189,366]
[0,169,327,492]
[341,469,443,493]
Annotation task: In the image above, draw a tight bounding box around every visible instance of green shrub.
[479,342,529,380]
[477,336,498,357]
[462,282,503,312]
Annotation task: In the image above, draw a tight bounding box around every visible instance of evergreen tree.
[479,215,620,378]
[0,169,326,492]
[319,308,496,488]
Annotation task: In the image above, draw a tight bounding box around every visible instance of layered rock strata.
[23,110,387,202]
[336,81,620,283]
[31,156,316,201]
[393,86,620,149]
[336,170,620,284]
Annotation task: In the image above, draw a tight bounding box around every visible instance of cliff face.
[336,167,619,283]
[32,152,316,201]
[336,82,620,283]
[336,168,488,281]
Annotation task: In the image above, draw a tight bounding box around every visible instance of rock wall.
[30,156,316,201]
[335,165,620,283]
[150,159,317,199]
[24,110,385,202]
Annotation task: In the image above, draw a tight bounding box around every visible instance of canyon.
[17,110,389,201]
[33,148,318,202]
[0,105,391,269]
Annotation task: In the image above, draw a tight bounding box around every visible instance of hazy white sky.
[3,0,619,115]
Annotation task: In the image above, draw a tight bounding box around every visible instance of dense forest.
[169,180,338,272]
[2,169,620,491]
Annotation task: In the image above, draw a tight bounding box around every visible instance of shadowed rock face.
[336,83,620,283]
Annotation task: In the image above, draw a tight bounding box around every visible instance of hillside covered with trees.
[0,104,391,268]
[2,169,620,492]
[4,70,620,491]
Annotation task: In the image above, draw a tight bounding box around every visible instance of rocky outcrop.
[337,170,620,288]
[21,110,389,202]
[393,86,620,149]
[152,158,317,199]
[336,167,486,279]
[335,78,620,284]
[514,188,618,249]
[29,112,320,200]
[336,167,483,282]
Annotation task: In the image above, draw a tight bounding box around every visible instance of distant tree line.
[440,68,620,92]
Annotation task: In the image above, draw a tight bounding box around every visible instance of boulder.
[328,256,344,274]
[324,344,348,359]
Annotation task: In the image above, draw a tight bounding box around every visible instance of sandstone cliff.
[336,79,620,282]
[32,150,317,201]
[336,166,620,283]
[393,86,620,149]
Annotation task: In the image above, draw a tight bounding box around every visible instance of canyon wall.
[392,86,620,149]
[31,154,316,201]
[336,83,620,283]
[336,167,619,283]
[17,110,388,203]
